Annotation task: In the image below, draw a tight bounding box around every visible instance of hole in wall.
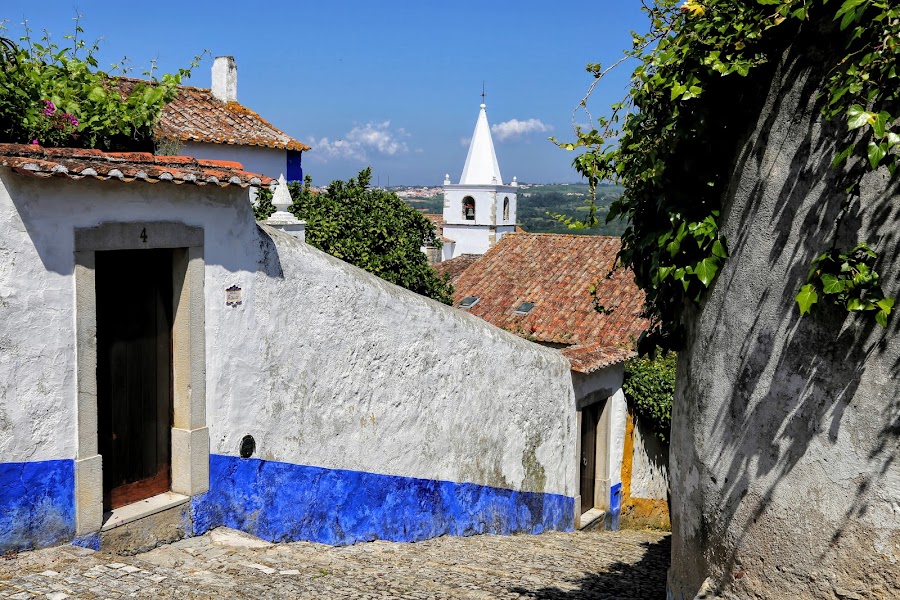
[239,435,256,459]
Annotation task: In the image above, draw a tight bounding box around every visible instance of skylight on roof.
[459,296,480,309]
[515,301,534,315]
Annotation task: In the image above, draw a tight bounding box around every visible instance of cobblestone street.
[0,528,669,599]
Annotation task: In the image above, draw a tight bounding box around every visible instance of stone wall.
[667,29,900,600]
[0,171,577,550]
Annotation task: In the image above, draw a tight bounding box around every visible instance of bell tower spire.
[439,94,518,261]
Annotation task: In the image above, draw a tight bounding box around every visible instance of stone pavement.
[0,528,669,599]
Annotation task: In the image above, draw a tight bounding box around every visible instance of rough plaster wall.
[667,33,900,600]
[0,174,78,461]
[630,418,668,500]
[0,172,576,500]
[207,225,577,497]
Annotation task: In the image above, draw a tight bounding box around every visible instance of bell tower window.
[463,196,476,220]
[503,197,510,221]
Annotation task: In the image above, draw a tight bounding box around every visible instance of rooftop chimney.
[211,56,237,103]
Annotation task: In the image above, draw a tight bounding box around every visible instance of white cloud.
[491,118,552,141]
[311,121,409,161]
[459,136,471,147]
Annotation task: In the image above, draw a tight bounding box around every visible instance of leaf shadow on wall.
[677,23,900,594]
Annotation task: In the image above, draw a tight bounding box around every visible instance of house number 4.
[140,228,148,243]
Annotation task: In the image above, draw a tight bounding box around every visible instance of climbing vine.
[622,350,676,443]
[0,17,204,151]
[557,0,896,351]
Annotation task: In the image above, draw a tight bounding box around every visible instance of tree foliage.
[557,0,896,352]
[0,17,203,151]
[623,350,676,443]
[256,169,454,305]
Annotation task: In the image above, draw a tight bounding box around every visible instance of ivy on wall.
[557,0,896,351]
[623,350,676,443]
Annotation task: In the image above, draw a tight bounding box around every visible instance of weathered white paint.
[211,56,237,103]
[0,171,577,500]
[180,142,287,181]
[212,227,576,495]
[629,417,668,500]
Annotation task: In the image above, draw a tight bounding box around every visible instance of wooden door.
[580,403,600,514]
[96,249,173,511]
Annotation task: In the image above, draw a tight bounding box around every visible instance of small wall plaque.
[225,285,242,307]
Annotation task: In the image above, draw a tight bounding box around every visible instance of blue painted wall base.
[0,460,75,551]
[192,455,574,545]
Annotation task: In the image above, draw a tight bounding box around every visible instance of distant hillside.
[516,183,625,236]
[401,183,625,236]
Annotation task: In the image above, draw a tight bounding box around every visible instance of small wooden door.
[96,249,173,511]
[580,403,600,514]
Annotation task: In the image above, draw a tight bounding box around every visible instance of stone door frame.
[73,221,209,535]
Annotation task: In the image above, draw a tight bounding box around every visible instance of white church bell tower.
[442,101,517,258]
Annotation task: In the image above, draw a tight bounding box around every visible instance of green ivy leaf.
[868,141,887,169]
[847,104,873,130]
[691,257,720,287]
[711,239,728,258]
[846,297,875,311]
[796,284,818,315]
[821,274,846,294]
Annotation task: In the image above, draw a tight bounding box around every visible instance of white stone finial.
[265,174,306,241]
[512,176,517,187]
[272,174,292,213]
[444,173,451,184]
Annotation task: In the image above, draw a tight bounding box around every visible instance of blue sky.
[3,1,649,185]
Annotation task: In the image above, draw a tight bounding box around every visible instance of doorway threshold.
[578,508,606,531]
[101,491,190,531]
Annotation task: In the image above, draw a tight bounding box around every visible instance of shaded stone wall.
[667,29,900,600]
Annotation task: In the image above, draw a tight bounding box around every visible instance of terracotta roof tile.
[117,78,310,152]
[0,144,274,188]
[433,254,481,281]
[451,233,648,347]
[560,343,635,374]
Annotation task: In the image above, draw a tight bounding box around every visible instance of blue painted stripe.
[192,455,574,545]
[0,460,75,551]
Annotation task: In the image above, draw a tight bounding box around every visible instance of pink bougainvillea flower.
[41,100,56,116]
[31,139,39,145]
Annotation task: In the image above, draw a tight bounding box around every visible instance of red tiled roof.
[451,233,648,347]
[118,78,310,152]
[560,343,635,374]
[433,253,481,281]
[0,144,274,187]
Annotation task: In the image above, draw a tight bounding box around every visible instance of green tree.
[257,169,454,305]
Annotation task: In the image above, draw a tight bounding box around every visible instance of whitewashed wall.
[180,142,287,180]
[0,171,578,548]
[630,418,669,500]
